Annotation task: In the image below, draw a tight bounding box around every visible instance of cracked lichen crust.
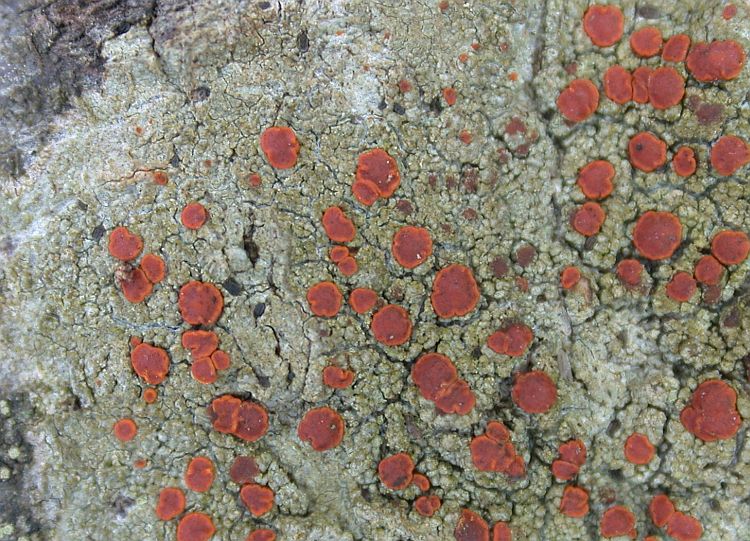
[0,0,749,540]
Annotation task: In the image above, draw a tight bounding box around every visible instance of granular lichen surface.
[0,1,749,540]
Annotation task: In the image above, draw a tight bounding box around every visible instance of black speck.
[428,95,443,114]
[636,4,661,19]
[377,98,387,111]
[170,151,181,168]
[297,29,309,53]
[253,303,266,318]
[222,277,242,296]
[77,200,88,211]
[257,374,271,388]
[92,225,105,241]
[112,21,131,36]
[257,1,271,9]
[393,102,405,115]
[191,86,210,102]
[606,418,621,437]
[112,495,134,519]
[608,469,624,481]
[361,487,372,502]
[583,235,597,251]
[243,223,260,266]
[472,346,482,359]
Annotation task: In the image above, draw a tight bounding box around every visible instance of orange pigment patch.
[560,485,589,518]
[322,366,355,388]
[412,352,475,415]
[443,87,457,106]
[207,395,242,433]
[630,26,663,57]
[723,4,737,20]
[240,483,275,517]
[235,401,270,442]
[245,530,276,541]
[191,357,217,384]
[412,353,458,401]
[582,5,624,47]
[352,178,380,206]
[487,323,533,356]
[632,66,652,104]
[182,330,219,358]
[577,160,614,199]
[662,34,690,62]
[710,135,750,176]
[649,494,676,527]
[349,287,378,314]
[470,420,523,477]
[552,438,586,480]
[298,406,345,451]
[411,473,430,492]
[512,371,557,414]
[454,509,490,541]
[556,79,599,122]
[665,271,697,302]
[560,266,581,289]
[378,452,414,490]
[629,132,667,172]
[648,67,684,109]
[686,40,746,82]
[434,379,476,415]
[176,512,215,541]
[152,171,168,185]
[711,230,750,265]
[337,256,358,276]
[371,304,412,346]
[571,202,605,236]
[260,126,300,169]
[207,395,268,441]
[355,148,401,199]
[178,281,224,326]
[616,259,643,287]
[185,456,215,493]
[210,350,230,370]
[143,387,158,404]
[414,495,441,517]
[623,432,656,464]
[329,245,349,263]
[140,253,166,283]
[109,227,143,261]
[120,267,153,303]
[666,512,703,541]
[392,226,433,269]
[632,211,682,260]
[156,487,185,521]
[680,379,741,441]
[248,173,262,187]
[181,203,208,230]
[672,146,697,177]
[131,342,170,384]
[306,281,343,317]
[492,522,512,541]
[322,206,356,243]
[603,65,632,104]
[431,264,480,318]
[694,255,724,285]
[600,505,636,538]
[230,456,260,485]
[113,418,137,442]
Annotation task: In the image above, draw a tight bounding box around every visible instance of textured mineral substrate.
[1,1,749,540]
